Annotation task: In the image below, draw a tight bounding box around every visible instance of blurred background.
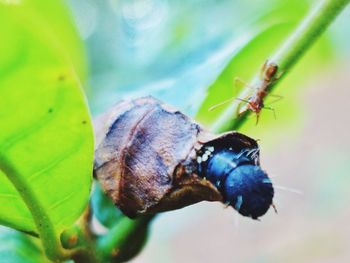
[64,0,350,262]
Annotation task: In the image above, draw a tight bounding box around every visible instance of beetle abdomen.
[197,146,274,219]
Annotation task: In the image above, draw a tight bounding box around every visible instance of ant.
[210,60,283,124]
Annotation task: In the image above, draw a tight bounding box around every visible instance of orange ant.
[237,60,283,123]
[209,60,283,124]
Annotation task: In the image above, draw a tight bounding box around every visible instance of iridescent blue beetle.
[196,133,274,220]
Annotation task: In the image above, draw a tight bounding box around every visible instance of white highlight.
[215,154,237,169]
[235,195,243,210]
[0,0,21,5]
[202,154,208,162]
[207,146,215,152]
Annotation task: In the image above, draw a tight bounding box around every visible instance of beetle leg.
[271,202,278,214]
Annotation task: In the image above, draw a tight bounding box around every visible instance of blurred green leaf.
[0,226,50,263]
[0,0,93,235]
[91,181,124,229]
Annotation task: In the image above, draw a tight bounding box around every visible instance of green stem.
[0,158,69,261]
[271,0,349,70]
[211,0,349,133]
[60,210,99,263]
[96,216,152,262]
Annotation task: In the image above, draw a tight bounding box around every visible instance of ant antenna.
[262,106,277,120]
[268,174,280,179]
[273,184,304,195]
[234,211,240,229]
[262,178,303,195]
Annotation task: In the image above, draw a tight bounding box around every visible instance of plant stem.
[96,216,152,262]
[271,0,349,70]
[210,0,350,133]
[61,209,99,263]
[61,226,97,263]
[0,158,70,261]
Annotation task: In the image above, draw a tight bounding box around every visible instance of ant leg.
[234,77,256,91]
[208,97,236,111]
[270,69,284,84]
[238,110,257,121]
[263,106,277,120]
[271,203,278,214]
[208,78,252,112]
[260,60,268,80]
[208,96,252,112]
[274,70,284,80]
[236,97,252,115]
[234,77,248,89]
[255,113,260,125]
[235,97,250,104]
[268,94,283,105]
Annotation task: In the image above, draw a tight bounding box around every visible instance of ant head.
[264,62,278,81]
[224,165,274,219]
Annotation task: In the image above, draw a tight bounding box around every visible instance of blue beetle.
[196,135,274,220]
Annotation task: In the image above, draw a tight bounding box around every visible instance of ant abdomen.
[197,143,274,219]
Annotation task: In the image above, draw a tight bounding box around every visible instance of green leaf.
[0,0,94,239]
[0,226,50,263]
